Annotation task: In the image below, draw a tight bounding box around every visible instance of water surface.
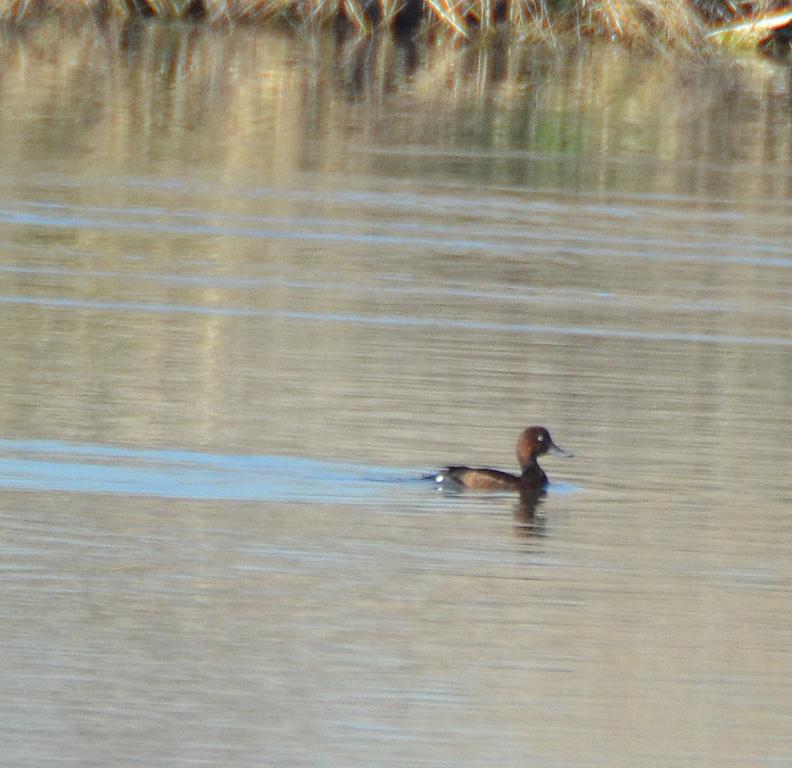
[1,25,791,768]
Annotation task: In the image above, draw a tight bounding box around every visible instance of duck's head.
[516,426,572,469]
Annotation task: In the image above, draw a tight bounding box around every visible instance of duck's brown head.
[516,426,571,469]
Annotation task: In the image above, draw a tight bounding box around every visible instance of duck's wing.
[435,466,521,491]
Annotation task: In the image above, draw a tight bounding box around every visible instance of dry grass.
[0,0,788,54]
[578,0,708,51]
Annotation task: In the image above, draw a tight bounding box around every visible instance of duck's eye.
[537,435,544,441]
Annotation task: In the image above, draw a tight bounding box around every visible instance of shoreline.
[1,0,791,55]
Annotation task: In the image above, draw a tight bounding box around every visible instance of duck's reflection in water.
[512,490,547,539]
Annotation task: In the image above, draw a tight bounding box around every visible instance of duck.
[431,426,571,492]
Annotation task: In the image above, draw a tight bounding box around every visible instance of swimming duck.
[432,426,571,492]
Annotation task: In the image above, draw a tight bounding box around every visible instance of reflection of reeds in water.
[3,0,780,52]
[0,23,788,178]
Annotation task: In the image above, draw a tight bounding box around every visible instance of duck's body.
[438,464,547,492]
[432,426,570,493]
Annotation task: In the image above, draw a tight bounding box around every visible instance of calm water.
[1,23,792,767]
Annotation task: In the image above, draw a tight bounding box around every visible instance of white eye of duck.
[537,435,544,441]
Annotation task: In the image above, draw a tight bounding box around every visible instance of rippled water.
[1,25,792,767]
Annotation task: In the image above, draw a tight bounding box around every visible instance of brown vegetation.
[0,0,790,52]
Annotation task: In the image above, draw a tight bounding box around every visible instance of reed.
[0,0,789,52]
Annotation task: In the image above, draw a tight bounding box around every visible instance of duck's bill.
[549,442,573,458]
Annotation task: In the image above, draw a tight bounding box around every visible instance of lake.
[1,22,791,767]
